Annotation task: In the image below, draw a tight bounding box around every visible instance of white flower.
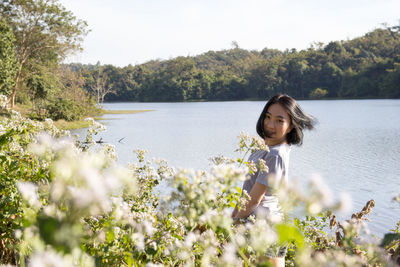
[177,250,189,261]
[308,201,323,214]
[149,241,157,251]
[143,220,155,236]
[14,229,22,239]
[211,163,248,182]
[98,144,117,162]
[233,234,246,247]
[10,109,21,118]
[0,124,5,135]
[0,94,8,109]
[221,243,241,265]
[251,136,268,151]
[29,251,71,267]
[184,232,197,248]
[249,219,277,252]
[199,209,218,224]
[17,181,41,208]
[131,233,145,251]
[257,158,269,173]
[209,155,236,165]
[247,161,257,174]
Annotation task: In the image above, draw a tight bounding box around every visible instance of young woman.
[231,94,315,266]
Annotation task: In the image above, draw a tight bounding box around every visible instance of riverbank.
[1,106,153,130]
[53,109,154,130]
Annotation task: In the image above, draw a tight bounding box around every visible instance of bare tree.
[90,67,117,104]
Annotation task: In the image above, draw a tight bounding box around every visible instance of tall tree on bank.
[90,66,117,104]
[0,20,18,99]
[0,0,88,107]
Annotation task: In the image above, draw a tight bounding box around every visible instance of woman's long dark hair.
[256,94,315,146]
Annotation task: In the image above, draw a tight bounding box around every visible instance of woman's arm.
[231,206,239,218]
[233,182,267,219]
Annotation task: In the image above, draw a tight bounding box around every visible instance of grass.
[53,119,92,130]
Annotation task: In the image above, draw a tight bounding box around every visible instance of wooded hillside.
[71,25,400,102]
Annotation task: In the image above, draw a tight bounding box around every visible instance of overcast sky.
[59,0,400,67]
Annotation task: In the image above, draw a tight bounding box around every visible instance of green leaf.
[146,247,157,256]
[235,186,242,195]
[380,233,400,247]
[276,224,304,248]
[38,215,62,247]
[0,129,14,147]
[293,217,300,227]
[106,230,115,243]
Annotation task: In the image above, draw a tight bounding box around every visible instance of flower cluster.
[0,108,398,266]
[0,95,8,109]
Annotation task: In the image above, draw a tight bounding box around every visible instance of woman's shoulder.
[269,143,290,153]
[265,143,291,161]
[249,149,268,161]
[250,143,290,161]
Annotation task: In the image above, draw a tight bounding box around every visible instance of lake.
[73,99,400,236]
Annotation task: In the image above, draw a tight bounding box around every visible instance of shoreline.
[101,97,400,104]
[54,109,153,130]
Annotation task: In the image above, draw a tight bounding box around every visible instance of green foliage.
[74,25,400,102]
[0,19,18,97]
[46,98,84,121]
[309,88,328,99]
[26,69,59,100]
[276,224,304,248]
[293,213,334,251]
[381,219,400,264]
[0,110,65,264]
[0,0,89,107]
[0,0,96,123]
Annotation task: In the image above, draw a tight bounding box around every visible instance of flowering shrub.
[0,95,8,110]
[0,94,399,266]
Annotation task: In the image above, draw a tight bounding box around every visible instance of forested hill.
[70,26,400,102]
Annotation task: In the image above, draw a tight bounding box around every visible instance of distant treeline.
[1,0,400,123]
[70,26,400,102]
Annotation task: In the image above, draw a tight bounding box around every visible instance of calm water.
[73,99,400,236]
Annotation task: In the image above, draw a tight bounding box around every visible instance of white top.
[242,143,291,218]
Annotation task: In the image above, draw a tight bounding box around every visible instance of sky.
[59,0,400,67]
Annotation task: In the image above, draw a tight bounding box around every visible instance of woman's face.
[263,103,293,146]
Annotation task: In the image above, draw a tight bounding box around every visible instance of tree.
[0,19,18,99]
[319,62,343,97]
[89,65,117,104]
[309,88,328,98]
[71,24,400,102]
[0,0,88,107]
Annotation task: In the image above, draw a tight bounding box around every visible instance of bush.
[46,98,84,121]
[0,108,66,264]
